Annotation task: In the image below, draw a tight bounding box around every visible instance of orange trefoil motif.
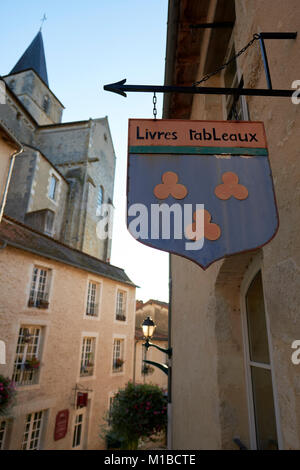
[214,171,248,200]
[186,209,221,241]
[153,171,188,200]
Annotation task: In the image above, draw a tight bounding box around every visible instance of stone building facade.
[0,216,136,450]
[163,0,300,450]
[1,31,115,262]
[0,31,136,449]
[0,122,23,222]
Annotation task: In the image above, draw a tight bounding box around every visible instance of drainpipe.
[133,339,138,385]
[0,148,23,222]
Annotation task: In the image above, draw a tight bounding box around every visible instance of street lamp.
[141,317,172,376]
[141,316,156,340]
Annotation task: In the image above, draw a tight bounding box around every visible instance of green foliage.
[0,375,17,416]
[105,381,167,449]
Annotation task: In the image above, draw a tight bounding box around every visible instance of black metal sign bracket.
[103,32,297,99]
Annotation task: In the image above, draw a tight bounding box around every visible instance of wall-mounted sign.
[54,409,69,441]
[77,392,88,408]
[127,119,279,269]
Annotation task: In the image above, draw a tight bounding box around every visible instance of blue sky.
[0,0,169,302]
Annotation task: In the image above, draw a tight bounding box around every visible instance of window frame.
[84,279,102,319]
[240,256,282,449]
[79,335,97,378]
[112,337,125,373]
[115,288,128,323]
[48,174,58,201]
[28,266,51,309]
[12,326,42,387]
[72,411,84,449]
[21,410,45,450]
[96,186,104,216]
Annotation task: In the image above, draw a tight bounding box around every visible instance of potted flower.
[0,376,17,416]
[114,358,124,370]
[116,313,126,322]
[25,357,40,370]
[37,298,49,309]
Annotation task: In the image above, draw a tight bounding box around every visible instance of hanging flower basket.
[141,365,155,376]
[0,376,17,416]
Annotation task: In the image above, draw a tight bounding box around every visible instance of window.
[96,186,104,216]
[112,339,124,372]
[42,95,50,113]
[45,210,55,236]
[24,209,55,236]
[223,42,249,121]
[244,271,278,450]
[72,413,84,449]
[28,267,50,308]
[86,281,100,317]
[12,326,42,386]
[80,337,95,377]
[21,411,45,450]
[108,395,115,425]
[0,420,7,450]
[116,290,126,322]
[48,175,58,201]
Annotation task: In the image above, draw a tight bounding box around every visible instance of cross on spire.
[40,14,47,32]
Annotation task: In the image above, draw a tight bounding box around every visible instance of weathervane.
[40,13,47,32]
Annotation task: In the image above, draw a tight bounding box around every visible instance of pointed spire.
[10,31,49,86]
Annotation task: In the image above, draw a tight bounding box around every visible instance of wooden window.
[72,413,84,449]
[28,267,50,309]
[80,337,95,377]
[116,290,126,322]
[86,282,99,317]
[12,326,41,386]
[112,339,124,372]
[244,271,279,450]
[21,411,44,450]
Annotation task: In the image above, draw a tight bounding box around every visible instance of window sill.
[79,374,96,381]
[16,383,41,392]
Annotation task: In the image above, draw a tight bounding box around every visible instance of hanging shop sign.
[127,119,279,269]
[54,409,69,441]
[77,392,88,408]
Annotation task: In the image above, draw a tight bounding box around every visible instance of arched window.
[244,270,279,449]
[96,186,104,215]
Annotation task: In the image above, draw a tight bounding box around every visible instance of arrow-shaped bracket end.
[103,79,127,97]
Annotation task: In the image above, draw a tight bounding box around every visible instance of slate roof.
[0,216,136,287]
[10,31,49,86]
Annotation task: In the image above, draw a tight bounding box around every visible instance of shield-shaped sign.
[127,119,279,269]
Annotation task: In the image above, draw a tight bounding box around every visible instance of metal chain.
[193,33,261,86]
[153,92,157,119]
